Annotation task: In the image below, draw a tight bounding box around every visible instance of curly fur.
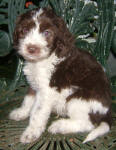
[9,8,112,144]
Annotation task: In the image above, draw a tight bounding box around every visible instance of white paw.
[20,126,43,144]
[48,120,66,134]
[9,108,28,121]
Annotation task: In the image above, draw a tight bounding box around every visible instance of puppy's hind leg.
[48,99,94,134]
[9,87,36,121]
[48,118,94,135]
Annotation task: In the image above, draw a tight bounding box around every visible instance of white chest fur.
[23,53,60,90]
[23,53,71,116]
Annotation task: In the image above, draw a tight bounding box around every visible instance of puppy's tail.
[83,122,110,143]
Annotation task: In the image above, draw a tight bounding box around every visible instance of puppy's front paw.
[20,126,42,144]
[9,108,28,121]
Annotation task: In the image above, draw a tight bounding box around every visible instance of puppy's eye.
[43,30,52,37]
[22,28,28,33]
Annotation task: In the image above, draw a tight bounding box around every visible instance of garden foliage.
[0,0,115,104]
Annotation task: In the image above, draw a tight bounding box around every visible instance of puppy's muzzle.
[27,44,40,55]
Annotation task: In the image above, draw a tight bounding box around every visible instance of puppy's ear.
[53,17,75,57]
[54,39,68,57]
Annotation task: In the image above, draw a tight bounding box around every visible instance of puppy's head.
[13,8,74,62]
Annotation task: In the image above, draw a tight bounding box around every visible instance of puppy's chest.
[23,61,55,90]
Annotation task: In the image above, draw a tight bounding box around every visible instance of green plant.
[0,0,115,104]
[0,0,34,104]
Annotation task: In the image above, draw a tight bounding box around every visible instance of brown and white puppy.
[9,8,112,144]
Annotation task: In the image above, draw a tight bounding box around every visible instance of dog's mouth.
[18,48,50,62]
[19,51,44,62]
[23,55,50,62]
[23,55,39,62]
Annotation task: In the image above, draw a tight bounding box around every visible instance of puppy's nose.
[27,44,40,54]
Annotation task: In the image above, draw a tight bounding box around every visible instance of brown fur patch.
[89,109,112,127]
[50,49,111,107]
[39,8,75,57]
[13,10,36,48]
[50,48,112,126]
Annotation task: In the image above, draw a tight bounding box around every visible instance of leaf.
[0,18,8,25]
[0,78,9,91]
[74,22,94,36]
[0,30,12,56]
[0,8,8,13]
[0,78,12,104]
[111,76,116,94]
[0,54,26,103]
[9,57,26,90]
[0,0,8,7]
[111,30,116,54]
[94,0,114,66]
[75,38,95,54]
[0,14,5,19]
[39,0,49,8]
[80,3,98,21]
